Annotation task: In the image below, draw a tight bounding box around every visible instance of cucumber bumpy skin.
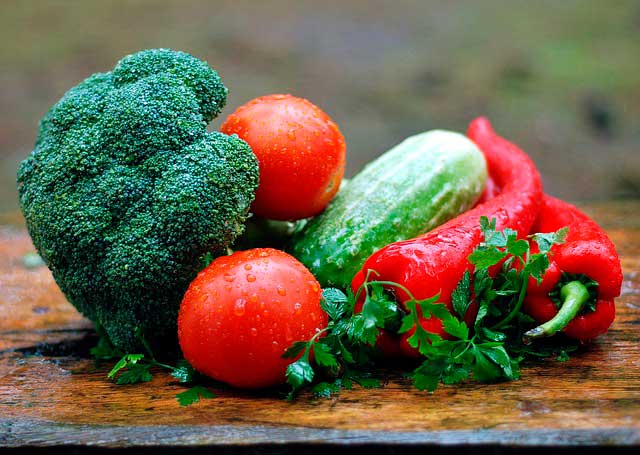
[290,130,488,289]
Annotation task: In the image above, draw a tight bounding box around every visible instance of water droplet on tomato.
[234,299,246,316]
[244,263,252,271]
[246,274,256,282]
[250,327,258,337]
[308,281,319,293]
[249,293,258,303]
[277,286,287,296]
[294,302,302,314]
[223,273,235,282]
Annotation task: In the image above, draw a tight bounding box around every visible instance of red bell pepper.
[351,117,543,357]
[523,195,623,342]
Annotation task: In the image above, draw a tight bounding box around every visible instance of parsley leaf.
[171,360,197,383]
[176,385,215,406]
[115,363,153,385]
[533,227,568,253]
[452,270,472,319]
[286,356,315,391]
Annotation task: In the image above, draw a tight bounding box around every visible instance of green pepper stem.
[524,281,590,341]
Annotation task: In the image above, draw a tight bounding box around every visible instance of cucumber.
[290,130,487,289]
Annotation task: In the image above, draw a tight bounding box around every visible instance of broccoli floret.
[17,49,259,350]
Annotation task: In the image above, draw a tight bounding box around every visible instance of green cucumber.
[290,129,487,289]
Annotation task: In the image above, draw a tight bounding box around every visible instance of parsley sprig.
[284,216,573,396]
[91,327,214,406]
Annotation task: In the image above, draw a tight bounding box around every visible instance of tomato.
[178,248,326,389]
[220,94,346,221]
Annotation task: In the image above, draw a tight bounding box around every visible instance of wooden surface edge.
[2,419,639,448]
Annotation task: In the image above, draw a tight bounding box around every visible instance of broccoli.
[17,49,259,350]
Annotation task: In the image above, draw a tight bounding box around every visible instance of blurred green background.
[2,0,639,212]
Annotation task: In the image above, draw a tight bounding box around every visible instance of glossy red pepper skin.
[351,117,543,357]
[523,195,622,342]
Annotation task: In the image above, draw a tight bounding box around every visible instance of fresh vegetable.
[523,195,622,342]
[351,117,543,357]
[178,248,326,389]
[291,130,488,289]
[284,217,571,396]
[220,94,346,221]
[17,48,259,350]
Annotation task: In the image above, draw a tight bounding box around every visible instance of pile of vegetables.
[17,49,623,404]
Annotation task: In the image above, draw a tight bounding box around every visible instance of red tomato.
[178,248,326,389]
[220,94,346,221]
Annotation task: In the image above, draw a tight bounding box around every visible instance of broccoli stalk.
[17,49,259,350]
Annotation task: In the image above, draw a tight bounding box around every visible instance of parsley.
[176,385,215,406]
[284,216,573,397]
[93,328,212,406]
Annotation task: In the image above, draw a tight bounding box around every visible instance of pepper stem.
[523,281,590,341]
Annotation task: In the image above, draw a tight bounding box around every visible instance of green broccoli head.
[17,49,259,350]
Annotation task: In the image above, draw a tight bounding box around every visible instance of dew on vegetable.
[294,302,302,314]
[223,273,235,282]
[249,293,259,303]
[244,263,252,271]
[277,286,287,296]
[246,274,256,282]
[234,298,246,316]
[308,282,319,293]
[250,327,258,337]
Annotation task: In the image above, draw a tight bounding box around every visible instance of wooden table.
[1,202,639,454]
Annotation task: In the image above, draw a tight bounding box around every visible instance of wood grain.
[1,202,639,450]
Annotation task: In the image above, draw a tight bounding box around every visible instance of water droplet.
[308,281,319,293]
[259,251,269,257]
[244,263,252,271]
[277,286,287,296]
[234,298,246,316]
[249,293,258,303]
[250,327,258,337]
[223,273,235,282]
[294,302,302,314]
[246,274,256,282]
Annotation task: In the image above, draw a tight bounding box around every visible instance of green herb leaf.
[472,347,503,382]
[442,316,469,340]
[321,288,349,320]
[176,385,215,406]
[526,253,550,282]
[115,363,153,385]
[282,341,308,359]
[469,246,507,269]
[412,357,447,392]
[506,237,529,260]
[171,360,196,383]
[312,381,342,398]
[107,353,144,380]
[533,227,568,253]
[313,342,339,370]
[286,357,315,391]
[452,270,472,319]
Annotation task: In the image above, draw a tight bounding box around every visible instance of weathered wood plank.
[1,202,639,448]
